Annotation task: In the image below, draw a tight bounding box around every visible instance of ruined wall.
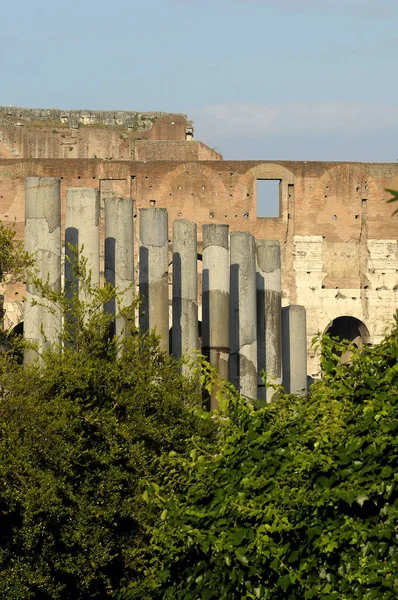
[0,111,397,377]
[0,107,206,161]
[134,140,222,162]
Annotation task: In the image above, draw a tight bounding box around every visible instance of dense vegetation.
[0,327,219,598]
[0,237,217,598]
[118,330,398,600]
[1,218,398,599]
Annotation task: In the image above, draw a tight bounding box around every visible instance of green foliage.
[0,253,218,599]
[2,220,398,598]
[0,220,32,352]
[119,321,398,599]
[0,220,32,284]
[386,189,398,216]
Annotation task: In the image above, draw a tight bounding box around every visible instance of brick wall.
[1,111,398,376]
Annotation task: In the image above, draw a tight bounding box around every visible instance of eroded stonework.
[1,107,397,377]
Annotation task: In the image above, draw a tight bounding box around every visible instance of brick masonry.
[1,108,398,377]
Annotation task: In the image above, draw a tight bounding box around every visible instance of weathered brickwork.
[0,107,204,161]
[1,108,398,377]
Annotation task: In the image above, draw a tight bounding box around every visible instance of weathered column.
[139,207,169,352]
[65,188,100,305]
[104,197,134,338]
[202,224,229,409]
[230,231,257,400]
[256,240,282,402]
[24,177,61,363]
[172,219,198,366]
[282,305,307,396]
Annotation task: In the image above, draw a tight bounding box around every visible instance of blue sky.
[1,0,398,161]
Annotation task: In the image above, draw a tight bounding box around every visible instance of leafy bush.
[2,220,398,599]
[0,255,217,599]
[120,322,398,599]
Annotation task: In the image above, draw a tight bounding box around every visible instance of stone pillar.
[65,188,100,304]
[172,219,198,366]
[24,177,61,362]
[104,197,134,338]
[282,305,307,396]
[230,231,257,400]
[139,207,169,352]
[256,240,282,402]
[202,224,229,409]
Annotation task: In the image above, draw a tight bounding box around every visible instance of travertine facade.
[1,107,397,377]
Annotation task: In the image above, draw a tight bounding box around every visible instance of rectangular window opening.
[256,179,280,217]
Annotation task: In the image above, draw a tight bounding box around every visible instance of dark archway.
[324,316,369,347]
[324,316,369,364]
[11,321,24,337]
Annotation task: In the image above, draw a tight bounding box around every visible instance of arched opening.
[10,321,24,337]
[324,316,369,364]
[325,316,369,346]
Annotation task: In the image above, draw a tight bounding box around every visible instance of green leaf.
[231,528,247,546]
[356,493,369,507]
[235,547,249,566]
[381,465,393,479]
[277,574,291,592]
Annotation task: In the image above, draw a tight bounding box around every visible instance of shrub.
[0,255,217,599]
[120,322,398,599]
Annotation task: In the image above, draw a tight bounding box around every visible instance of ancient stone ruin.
[24,177,307,404]
[1,106,398,383]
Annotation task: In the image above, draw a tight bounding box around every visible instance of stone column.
[256,240,282,402]
[202,224,229,409]
[139,207,169,352]
[24,177,61,362]
[172,219,198,366]
[65,188,100,305]
[282,305,307,396]
[104,197,134,338]
[230,231,257,400]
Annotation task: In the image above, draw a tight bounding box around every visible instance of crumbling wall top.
[0,106,193,131]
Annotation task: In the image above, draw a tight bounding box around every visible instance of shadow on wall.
[169,321,202,356]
